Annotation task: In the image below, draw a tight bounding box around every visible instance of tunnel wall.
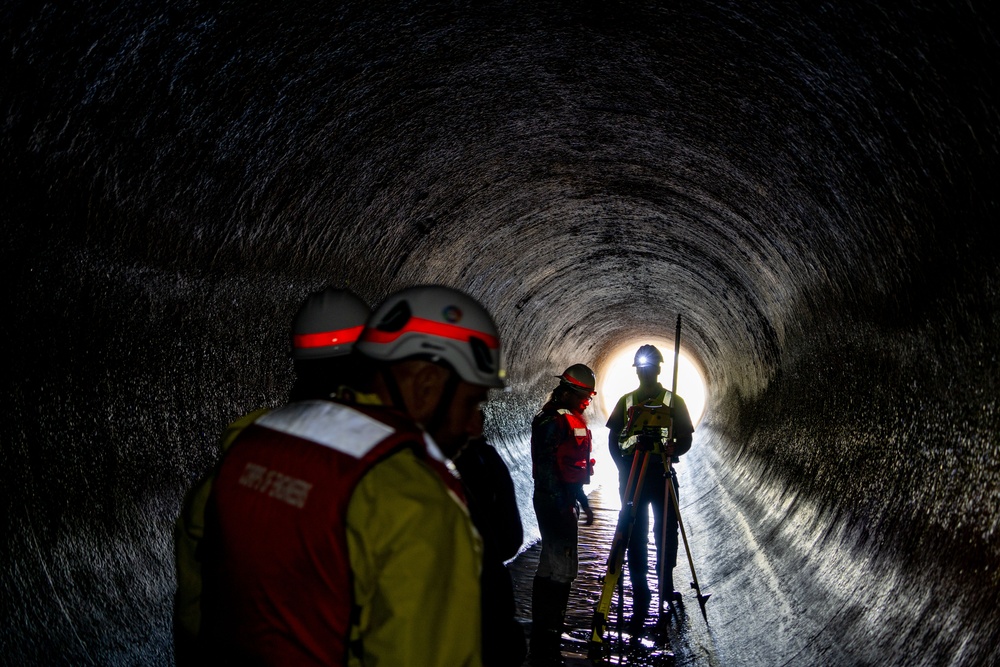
[3,1,998,664]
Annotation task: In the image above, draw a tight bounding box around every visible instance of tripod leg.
[617,570,623,656]
[659,466,669,617]
[665,463,711,624]
[589,451,650,661]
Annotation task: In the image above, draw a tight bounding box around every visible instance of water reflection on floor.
[509,483,700,666]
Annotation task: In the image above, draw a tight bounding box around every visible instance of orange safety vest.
[555,408,594,484]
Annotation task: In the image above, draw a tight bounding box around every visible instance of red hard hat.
[557,363,597,396]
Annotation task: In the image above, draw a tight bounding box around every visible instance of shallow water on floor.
[509,483,695,665]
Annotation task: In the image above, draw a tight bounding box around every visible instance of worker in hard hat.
[199,285,505,667]
[529,364,597,666]
[173,287,371,665]
[606,344,694,636]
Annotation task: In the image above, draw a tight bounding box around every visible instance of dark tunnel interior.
[3,2,998,665]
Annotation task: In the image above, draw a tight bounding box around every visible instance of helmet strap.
[423,367,461,439]
[379,364,410,414]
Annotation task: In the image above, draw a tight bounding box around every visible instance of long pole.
[671,315,681,403]
[658,314,683,616]
[659,314,711,625]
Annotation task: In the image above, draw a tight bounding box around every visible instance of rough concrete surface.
[2,2,997,665]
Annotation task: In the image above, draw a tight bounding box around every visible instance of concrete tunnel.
[3,1,998,665]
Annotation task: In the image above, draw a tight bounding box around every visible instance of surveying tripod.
[588,316,710,664]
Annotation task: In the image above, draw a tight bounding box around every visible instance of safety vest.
[202,400,463,665]
[555,408,594,484]
[619,388,673,456]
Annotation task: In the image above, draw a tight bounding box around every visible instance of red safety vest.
[201,400,464,666]
[555,408,594,484]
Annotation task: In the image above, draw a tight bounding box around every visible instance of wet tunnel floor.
[506,428,895,667]
[509,483,711,667]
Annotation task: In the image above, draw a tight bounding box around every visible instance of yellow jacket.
[174,407,269,651]
[174,398,483,667]
[347,445,483,666]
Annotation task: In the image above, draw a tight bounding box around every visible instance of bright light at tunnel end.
[596,338,708,426]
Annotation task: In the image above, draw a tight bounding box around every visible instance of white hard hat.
[356,285,506,388]
[291,288,370,360]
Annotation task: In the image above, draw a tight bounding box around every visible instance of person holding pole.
[606,343,694,635]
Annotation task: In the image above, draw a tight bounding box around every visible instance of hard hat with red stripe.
[557,363,597,396]
[356,285,506,389]
[291,288,371,360]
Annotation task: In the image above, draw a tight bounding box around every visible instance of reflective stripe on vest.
[257,400,396,457]
[257,400,450,469]
[620,388,672,454]
[206,400,462,664]
[555,408,593,484]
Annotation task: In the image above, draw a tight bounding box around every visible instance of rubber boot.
[552,579,571,636]
[530,577,569,666]
[663,568,682,603]
[529,575,551,651]
[529,577,561,666]
[549,580,571,666]
[628,582,651,637]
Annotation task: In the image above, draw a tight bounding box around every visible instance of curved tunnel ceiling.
[3,1,998,664]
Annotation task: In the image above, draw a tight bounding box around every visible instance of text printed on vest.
[238,461,313,509]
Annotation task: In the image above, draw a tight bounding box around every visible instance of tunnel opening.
[596,338,708,427]
[588,337,708,496]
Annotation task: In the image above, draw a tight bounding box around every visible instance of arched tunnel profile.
[2,2,998,665]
